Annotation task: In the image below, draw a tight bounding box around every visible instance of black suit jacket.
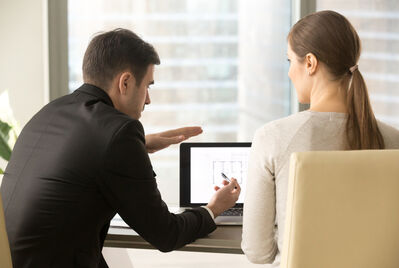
[0,84,216,268]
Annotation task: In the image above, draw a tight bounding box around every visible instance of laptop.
[180,142,251,225]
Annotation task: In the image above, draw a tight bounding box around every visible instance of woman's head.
[287,10,384,150]
[287,10,359,102]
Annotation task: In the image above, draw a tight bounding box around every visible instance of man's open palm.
[145,126,203,153]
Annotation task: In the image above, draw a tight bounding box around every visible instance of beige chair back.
[0,192,12,268]
[281,150,399,268]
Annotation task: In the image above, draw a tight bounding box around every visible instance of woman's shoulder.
[377,120,399,149]
[252,111,313,153]
[255,111,312,138]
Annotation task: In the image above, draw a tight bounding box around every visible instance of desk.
[105,226,243,254]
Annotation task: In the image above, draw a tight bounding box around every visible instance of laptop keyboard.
[220,207,243,216]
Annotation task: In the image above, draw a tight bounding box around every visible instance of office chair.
[281,150,399,268]
[0,191,12,268]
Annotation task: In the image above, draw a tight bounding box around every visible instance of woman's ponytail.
[346,69,385,149]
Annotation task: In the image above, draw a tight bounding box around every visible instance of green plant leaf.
[0,120,11,140]
[0,120,12,161]
[0,167,3,174]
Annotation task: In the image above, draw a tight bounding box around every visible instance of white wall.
[0,0,48,128]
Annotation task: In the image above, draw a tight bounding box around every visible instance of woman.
[241,10,399,266]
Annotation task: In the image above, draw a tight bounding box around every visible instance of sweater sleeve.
[241,128,278,264]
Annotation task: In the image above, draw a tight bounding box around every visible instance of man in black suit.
[0,28,240,268]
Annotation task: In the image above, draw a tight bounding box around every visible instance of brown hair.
[82,28,160,89]
[288,10,384,150]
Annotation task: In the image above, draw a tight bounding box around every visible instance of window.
[317,0,399,128]
[68,0,292,204]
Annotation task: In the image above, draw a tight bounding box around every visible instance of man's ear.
[118,72,136,95]
[305,53,318,76]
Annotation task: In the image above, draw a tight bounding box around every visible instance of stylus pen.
[221,172,231,182]
[221,172,238,189]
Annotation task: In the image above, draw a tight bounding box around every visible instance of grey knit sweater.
[241,110,399,267]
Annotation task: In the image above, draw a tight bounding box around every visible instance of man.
[0,28,240,267]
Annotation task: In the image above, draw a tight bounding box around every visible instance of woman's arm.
[242,129,278,264]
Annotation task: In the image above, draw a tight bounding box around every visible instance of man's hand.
[145,126,203,153]
[206,178,241,218]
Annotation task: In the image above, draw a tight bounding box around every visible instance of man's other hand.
[206,178,241,218]
[145,126,203,153]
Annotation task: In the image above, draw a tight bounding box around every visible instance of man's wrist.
[204,204,222,218]
[201,206,215,220]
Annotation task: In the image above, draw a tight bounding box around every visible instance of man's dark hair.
[82,28,160,89]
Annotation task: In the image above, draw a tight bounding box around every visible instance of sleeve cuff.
[201,206,215,221]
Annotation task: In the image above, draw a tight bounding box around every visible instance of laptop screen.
[180,142,251,207]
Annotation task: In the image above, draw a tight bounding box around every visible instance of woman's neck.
[309,78,348,114]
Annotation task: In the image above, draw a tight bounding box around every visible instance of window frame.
[47,0,69,101]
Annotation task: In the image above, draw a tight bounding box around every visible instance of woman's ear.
[305,53,318,76]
